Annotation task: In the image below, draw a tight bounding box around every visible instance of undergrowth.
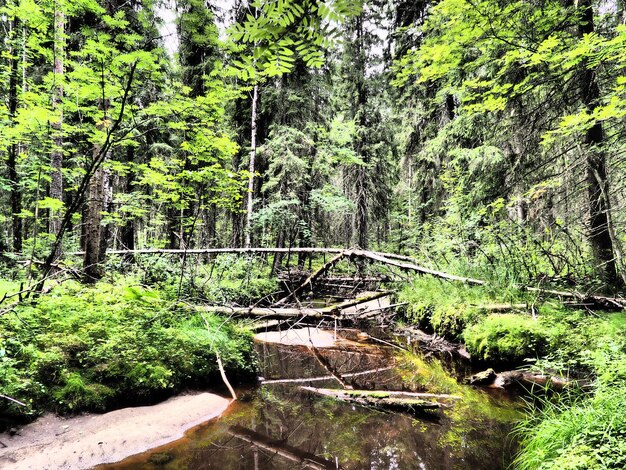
[399,276,626,469]
[0,278,254,422]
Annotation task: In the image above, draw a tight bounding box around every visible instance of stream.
[100,327,523,469]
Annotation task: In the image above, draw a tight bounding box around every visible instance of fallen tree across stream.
[63,246,626,310]
[198,291,391,319]
[300,387,448,413]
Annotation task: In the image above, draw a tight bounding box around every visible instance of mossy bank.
[0,278,256,426]
[398,277,626,469]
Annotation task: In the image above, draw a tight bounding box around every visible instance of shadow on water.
[100,328,523,470]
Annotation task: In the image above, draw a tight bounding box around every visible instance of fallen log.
[356,302,407,319]
[302,387,460,401]
[198,305,334,318]
[260,366,395,385]
[67,246,626,309]
[469,368,574,391]
[525,287,626,309]
[349,250,486,286]
[200,291,391,320]
[300,387,445,412]
[228,425,341,470]
[245,319,286,332]
[329,291,391,312]
[276,251,348,305]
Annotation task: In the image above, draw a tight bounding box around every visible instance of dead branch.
[260,366,395,385]
[228,425,341,470]
[276,251,348,305]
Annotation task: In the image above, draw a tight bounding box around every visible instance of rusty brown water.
[100,329,522,469]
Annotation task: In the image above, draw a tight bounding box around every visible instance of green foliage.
[464,314,561,363]
[512,311,626,469]
[228,0,361,78]
[398,277,501,339]
[515,386,626,470]
[0,279,253,418]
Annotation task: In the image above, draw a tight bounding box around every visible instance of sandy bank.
[0,392,230,470]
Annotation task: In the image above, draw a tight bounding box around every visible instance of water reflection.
[100,330,521,470]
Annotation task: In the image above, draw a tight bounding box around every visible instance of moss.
[463,314,561,363]
[0,278,254,420]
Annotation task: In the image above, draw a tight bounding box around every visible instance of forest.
[2,0,626,468]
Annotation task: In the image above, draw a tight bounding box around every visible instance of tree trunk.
[578,0,621,286]
[49,6,65,261]
[98,167,112,262]
[120,147,135,259]
[7,18,23,253]
[83,98,110,281]
[83,164,106,281]
[352,13,369,250]
[245,83,259,248]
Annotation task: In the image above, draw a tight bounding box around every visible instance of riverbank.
[0,278,254,426]
[0,391,230,470]
[397,277,626,469]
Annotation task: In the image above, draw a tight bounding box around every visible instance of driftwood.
[300,387,445,412]
[228,425,341,470]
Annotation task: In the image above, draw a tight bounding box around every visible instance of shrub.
[0,278,254,419]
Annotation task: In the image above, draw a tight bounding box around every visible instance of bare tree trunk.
[353,14,369,250]
[84,165,105,281]
[245,83,259,248]
[578,0,621,286]
[83,98,110,281]
[7,18,22,253]
[49,4,65,260]
[355,165,368,249]
[98,167,112,261]
[120,147,135,259]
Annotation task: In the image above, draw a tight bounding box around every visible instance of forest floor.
[2,258,626,469]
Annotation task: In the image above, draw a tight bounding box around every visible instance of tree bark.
[120,146,135,259]
[7,18,23,253]
[84,165,105,281]
[353,13,369,250]
[83,98,110,281]
[49,4,65,261]
[245,83,259,248]
[578,0,621,286]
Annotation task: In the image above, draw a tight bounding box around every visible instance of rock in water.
[469,368,497,386]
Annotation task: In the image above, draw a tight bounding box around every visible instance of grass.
[398,276,626,468]
[0,278,254,421]
[514,385,626,469]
